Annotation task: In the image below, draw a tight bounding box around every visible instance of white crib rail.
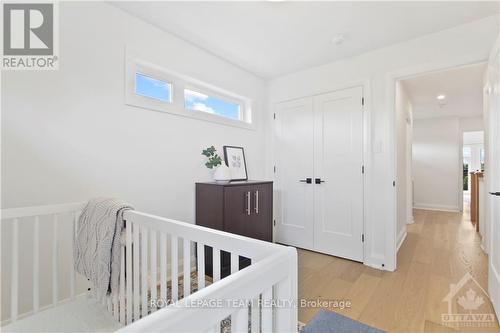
[1,202,86,324]
[1,203,298,332]
[118,210,298,332]
[1,202,85,220]
[118,246,297,333]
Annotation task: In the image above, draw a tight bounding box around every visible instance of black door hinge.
[362,166,365,174]
[273,113,276,120]
[273,219,276,227]
[362,97,364,106]
[273,165,276,173]
[362,234,365,242]
[393,181,396,187]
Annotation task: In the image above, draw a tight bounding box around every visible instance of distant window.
[463,147,471,164]
[184,88,241,121]
[480,148,485,171]
[135,73,172,102]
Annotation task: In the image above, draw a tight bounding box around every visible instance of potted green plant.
[202,146,231,182]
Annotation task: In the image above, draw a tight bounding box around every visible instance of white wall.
[412,117,461,212]
[267,15,499,269]
[1,2,266,319]
[395,81,412,250]
[2,1,266,214]
[406,111,414,226]
[460,116,485,132]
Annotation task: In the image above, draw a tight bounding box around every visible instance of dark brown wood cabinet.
[195,181,273,277]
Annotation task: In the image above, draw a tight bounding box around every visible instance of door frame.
[272,79,370,266]
[486,33,500,321]
[462,137,486,211]
[386,54,490,271]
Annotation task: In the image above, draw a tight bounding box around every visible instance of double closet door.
[274,86,364,262]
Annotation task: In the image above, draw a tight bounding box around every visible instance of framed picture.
[223,146,248,181]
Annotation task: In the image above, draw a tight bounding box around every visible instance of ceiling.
[111,1,499,79]
[401,63,486,119]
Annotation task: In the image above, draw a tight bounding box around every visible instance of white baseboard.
[413,203,460,212]
[364,258,387,271]
[397,229,407,252]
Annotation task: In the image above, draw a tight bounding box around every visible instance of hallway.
[298,209,499,332]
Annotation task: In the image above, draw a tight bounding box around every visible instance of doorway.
[390,60,496,326]
[462,131,485,209]
[394,63,486,258]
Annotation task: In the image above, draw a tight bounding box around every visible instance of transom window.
[184,88,241,121]
[125,52,253,129]
[135,73,172,103]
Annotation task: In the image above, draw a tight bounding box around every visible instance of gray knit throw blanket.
[74,198,134,297]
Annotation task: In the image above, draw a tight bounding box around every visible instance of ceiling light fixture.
[331,34,346,45]
[436,94,446,100]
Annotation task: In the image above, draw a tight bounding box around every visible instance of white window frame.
[125,49,254,130]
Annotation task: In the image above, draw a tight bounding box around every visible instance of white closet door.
[275,98,314,250]
[313,87,364,261]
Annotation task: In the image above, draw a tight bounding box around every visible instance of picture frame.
[223,146,248,181]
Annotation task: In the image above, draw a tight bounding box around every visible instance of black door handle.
[299,178,312,184]
[315,178,325,184]
[490,192,500,196]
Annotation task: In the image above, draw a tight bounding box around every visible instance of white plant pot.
[213,163,231,183]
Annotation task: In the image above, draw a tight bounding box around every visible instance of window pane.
[463,147,471,163]
[184,89,241,120]
[135,73,172,102]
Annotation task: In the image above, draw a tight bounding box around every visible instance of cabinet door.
[224,185,253,237]
[248,184,272,241]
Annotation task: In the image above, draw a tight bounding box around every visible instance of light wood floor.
[298,208,499,332]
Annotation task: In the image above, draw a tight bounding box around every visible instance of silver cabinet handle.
[246,191,251,215]
[254,190,259,214]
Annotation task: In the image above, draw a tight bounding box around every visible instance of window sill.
[126,94,256,130]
